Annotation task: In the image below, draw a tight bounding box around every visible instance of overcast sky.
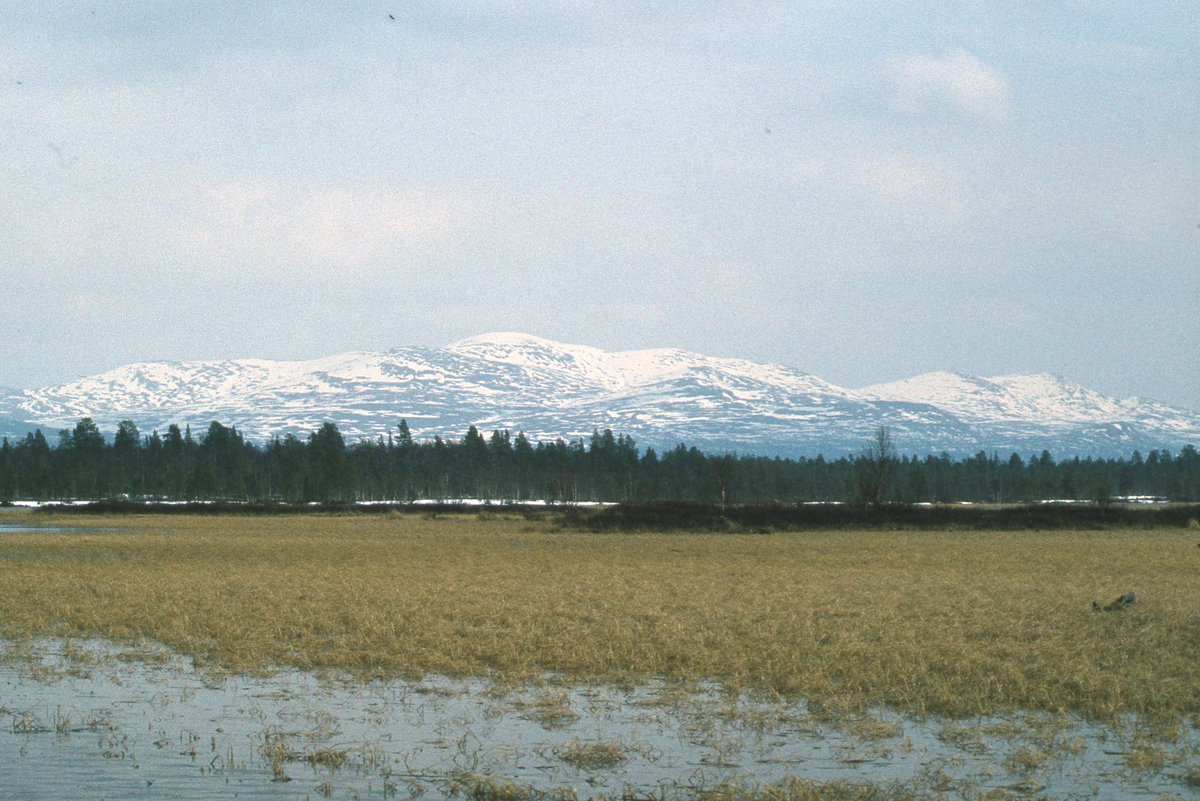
[2,1,1197,409]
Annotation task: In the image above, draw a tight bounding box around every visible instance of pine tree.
[396,419,413,448]
[308,422,349,501]
[112,420,141,497]
[0,438,15,501]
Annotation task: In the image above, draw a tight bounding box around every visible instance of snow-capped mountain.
[862,371,1148,423]
[859,371,1200,455]
[0,333,1196,458]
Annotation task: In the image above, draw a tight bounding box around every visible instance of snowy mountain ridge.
[0,333,1196,458]
[861,371,1150,424]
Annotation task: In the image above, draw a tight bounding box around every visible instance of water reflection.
[1,638,1196,800]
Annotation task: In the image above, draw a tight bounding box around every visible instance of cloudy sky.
[2,1,1197,409]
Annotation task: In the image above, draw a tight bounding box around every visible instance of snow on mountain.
[0,334,1197,458]
[860,371,1200,455]
[861,372,1134,424]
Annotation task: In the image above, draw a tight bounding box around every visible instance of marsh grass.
[445,772,558,801]
[1004,745,1048,772]
[555,738,630,770]
[1,511,1199,721]
[12,710,48,734]
[844,715,901,741]
[1122,742,1166,770]
[514,687,580,729]
[674,776,920,801]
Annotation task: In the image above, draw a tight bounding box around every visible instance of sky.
[1,1,1197,410]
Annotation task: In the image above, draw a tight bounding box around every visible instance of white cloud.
[888,48,1012,120]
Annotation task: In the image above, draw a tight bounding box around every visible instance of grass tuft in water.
[1123,742,1166,770]
[555,738,629,771]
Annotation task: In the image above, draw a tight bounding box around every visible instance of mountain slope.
[860,371,1200,455]
[1,334,1197,458]
[861,371,1150,424]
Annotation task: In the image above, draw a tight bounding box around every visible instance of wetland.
[1,509,1199,799]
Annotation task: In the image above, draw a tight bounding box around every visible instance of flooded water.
[0,522,107,535]
[1,637,1198,800]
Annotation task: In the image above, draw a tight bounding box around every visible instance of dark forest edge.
[1,416,1198,506]
[26,499,1200,533]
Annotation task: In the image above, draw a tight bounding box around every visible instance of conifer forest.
[1,417,1197,505]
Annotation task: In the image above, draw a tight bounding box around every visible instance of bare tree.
[1088,471,1115,509]
[712,452,737,507]
[854,426,897,507]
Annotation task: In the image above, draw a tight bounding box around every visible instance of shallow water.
[1,638,1197,800]
[0,522,105,535]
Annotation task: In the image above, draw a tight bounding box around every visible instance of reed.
[1,510,1198,721]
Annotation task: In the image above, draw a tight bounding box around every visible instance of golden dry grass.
[1,510,1198,721]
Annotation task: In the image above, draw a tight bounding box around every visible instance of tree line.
[1,418,1197,505]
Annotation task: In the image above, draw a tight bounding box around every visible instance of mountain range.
[1,332,1197,459]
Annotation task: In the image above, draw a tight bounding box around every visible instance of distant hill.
[1,333,1197,458]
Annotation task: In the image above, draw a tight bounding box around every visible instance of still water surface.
[1,637,1197,800]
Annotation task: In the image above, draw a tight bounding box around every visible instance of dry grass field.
[1,509,1198,721]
